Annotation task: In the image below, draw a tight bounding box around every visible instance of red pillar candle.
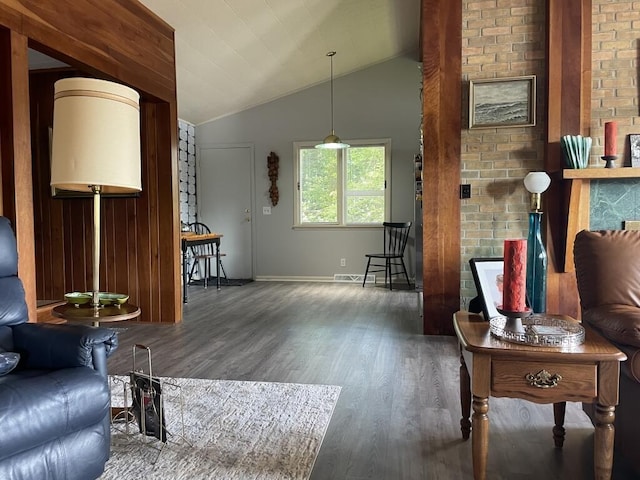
[502,239,527,312]
[604,121,617,156]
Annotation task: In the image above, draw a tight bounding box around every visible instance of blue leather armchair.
[0,217,118,480]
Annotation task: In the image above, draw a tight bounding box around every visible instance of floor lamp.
[50,78,141,310]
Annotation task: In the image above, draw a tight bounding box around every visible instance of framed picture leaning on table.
[469,258,504,319]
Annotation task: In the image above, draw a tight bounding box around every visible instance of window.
[294,139,390,226]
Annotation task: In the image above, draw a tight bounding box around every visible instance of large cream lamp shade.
[50,77,141,194]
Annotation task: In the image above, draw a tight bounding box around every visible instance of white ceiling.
[139,0,420,125]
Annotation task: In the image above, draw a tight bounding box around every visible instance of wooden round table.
[52,303,141,327]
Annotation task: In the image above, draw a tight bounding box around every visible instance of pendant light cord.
[327,51,336,134]
[315,51,348,148]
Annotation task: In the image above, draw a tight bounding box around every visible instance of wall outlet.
[340,258,346,267]
[263,206,271,215]
[460,184,471,199]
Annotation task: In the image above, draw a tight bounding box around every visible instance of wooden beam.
[421,0,462,335]
[0,29,37,321]
[0,0,175,102]
[545,0,592,318]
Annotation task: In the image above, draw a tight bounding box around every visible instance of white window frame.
[293,138,391,227]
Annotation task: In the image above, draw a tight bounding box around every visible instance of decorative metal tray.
[64,291,129,307]
[489,314,585,347]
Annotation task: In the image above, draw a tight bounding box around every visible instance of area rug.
[101,376,341,480]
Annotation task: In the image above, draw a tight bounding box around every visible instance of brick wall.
[460,0,640,308]
[460,0,547,307]
[592,0,640,161]
[589,1,640,230]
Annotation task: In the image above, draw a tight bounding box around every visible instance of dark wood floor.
[107,281,637,479]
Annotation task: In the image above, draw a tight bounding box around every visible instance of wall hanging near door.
[268,151,279,206]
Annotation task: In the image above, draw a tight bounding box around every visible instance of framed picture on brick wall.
[469,75,536,129]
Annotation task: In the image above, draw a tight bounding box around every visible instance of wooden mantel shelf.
[563,167,640,180]
[562,167,640,272]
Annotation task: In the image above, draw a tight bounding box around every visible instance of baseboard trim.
[255,276,335,283]
[255,275,416,284]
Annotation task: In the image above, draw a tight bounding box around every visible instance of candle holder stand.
[602,155,618,168]
[496,308,531,334]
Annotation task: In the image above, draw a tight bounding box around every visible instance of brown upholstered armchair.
[574,229,640,473]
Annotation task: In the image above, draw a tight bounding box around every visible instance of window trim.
[293,138,391,228]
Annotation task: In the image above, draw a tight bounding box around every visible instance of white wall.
[196,56,421,280]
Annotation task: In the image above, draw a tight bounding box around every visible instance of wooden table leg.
[553,401,566,448]
[215,241,221,290]
[182,242,189,303]
[472,395,489,480]
[594,403,615,480]
[460,348,471,440]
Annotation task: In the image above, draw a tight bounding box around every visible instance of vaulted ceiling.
[139,0,420,125]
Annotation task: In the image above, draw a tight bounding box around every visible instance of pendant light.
[315,51,349,149]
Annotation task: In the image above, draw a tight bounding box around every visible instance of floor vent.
[333,274,375,283]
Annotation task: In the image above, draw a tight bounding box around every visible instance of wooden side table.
[453,311,626,480]
[53,303,141,327]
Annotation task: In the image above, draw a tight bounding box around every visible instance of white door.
[197,145,254,279]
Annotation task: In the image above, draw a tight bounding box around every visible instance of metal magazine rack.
[111,344,191,463]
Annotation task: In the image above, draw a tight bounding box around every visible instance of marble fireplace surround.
[591,178,640,230]
[563,168,640,271]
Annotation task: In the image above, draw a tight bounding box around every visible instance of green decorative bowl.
[65,292,92,306]
[98,292,129,306]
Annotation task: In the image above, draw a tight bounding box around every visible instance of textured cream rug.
[100,376,341,480]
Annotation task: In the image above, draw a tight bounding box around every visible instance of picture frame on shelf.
[469,75,536,129]
[630,134,640,167]
[469,257,504,320]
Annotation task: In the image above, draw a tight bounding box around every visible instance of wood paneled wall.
[0,0,181,323]
[29,70,69,302]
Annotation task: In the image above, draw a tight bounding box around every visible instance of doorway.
[196,145,255,280]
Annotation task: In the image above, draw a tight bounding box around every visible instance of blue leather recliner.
[0,216,118,480]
